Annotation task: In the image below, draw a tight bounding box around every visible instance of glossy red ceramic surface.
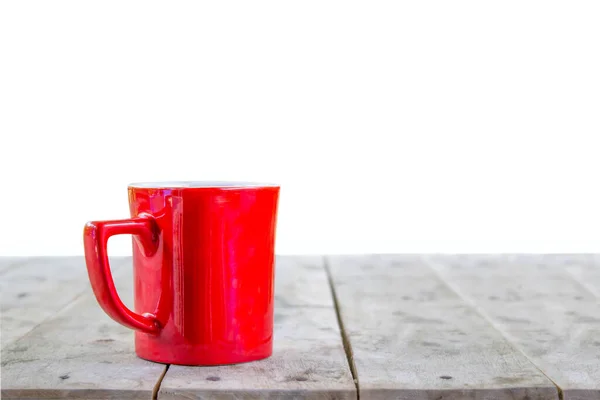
[83,182,279,365]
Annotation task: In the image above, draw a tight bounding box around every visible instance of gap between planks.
[153,364,170,400]
[324,256,360,399]
[156,255,356,399]
[559,254,600,299]
[564,270,599,299]
[327,255,560,400]
[1,257,167,399]
[425,254,600,400]
[425,256,564,400]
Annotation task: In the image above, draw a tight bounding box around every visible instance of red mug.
[83,182,280,365]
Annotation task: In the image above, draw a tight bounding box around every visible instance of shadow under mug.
[83,181,280,365]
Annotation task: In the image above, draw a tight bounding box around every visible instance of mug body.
[127,181,279,365]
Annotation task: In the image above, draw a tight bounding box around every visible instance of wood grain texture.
[275,256,335,308]
[328,255,559,400]
[428,254,600,400]
[1,257,167,400]
[0,257,31,274]
[159,256,356,400]
[555,254,600,299]
[0,257,126,348]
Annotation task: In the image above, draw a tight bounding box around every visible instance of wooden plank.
[159,255,356,400]
[553,254,600,299]
[0,257,125,348]
[428,254,600,400]
[0,257,31,274]
[328,255,559,400]
[1,256,166,400]
[275,255,336,308]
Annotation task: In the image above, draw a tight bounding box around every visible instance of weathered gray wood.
[159,255,356,400]
[428,254,600,400]
[552,254,600,299]
[0,257,127,348]
[0,257,31,274]
[328,255,559,400]
[275,255,335,308]
[1,257,166,400]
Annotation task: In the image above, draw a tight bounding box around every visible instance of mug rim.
[128,181,279,189]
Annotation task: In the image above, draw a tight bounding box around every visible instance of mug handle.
[83,214,161,334]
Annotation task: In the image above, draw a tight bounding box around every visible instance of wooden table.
[2,255,600,399]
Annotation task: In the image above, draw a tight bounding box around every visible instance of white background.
[1,1,599,256]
